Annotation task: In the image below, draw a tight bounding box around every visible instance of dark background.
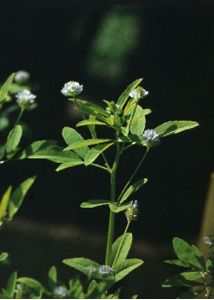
[0,0,214,297]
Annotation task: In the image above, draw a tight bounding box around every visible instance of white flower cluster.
[14,70,30,83]
[61,81,83,97]
[129,87,149,100]
[53,286,67,298]
[203,236,214,247]
[15,89,36,107]
[97,265,114,276]
[129,89,141,99]
[142,129,160,147]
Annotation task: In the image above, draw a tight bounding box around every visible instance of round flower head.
[53,286,67,299]
[14,70,30,83]
[97,265,114,276]
[61,81,83,97]
[15,89,36,108]
[129,89,141,100]
[203,235,214,247]
[129,87,149,100]
[125,200,138,222]
[142,129,160,147]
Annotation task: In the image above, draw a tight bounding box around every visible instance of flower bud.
[14,70,30,83]
[125,200,138,222]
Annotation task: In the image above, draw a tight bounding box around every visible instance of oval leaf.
[155,121,199,137]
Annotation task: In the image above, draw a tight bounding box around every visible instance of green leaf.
[63,257,99,277]
[62,127,88,159]
[9,176,36,219]
[64,139,112,151]
[0,252,8,262]
[173,238,206,270]
[76,119,107,127]
[88,280,114,299]
[114,259,143,282]
[162,272,203,287]
[72,98,109,121]
[130,105,146,136]
[6,271,17,299]
[56,161,84,171]
[164,259,188,267]
[6,125,23,157]
[17,277,45,291]
[68,277,85,299]
[155,121,199,137]
[0,73,15,103]
[84,142,114,166]
[111,233,133,266]
[25,145,82,164]
[0,186,12,220]
[109,202,130,213]
[80,199,110,209]
[117,78,143,108]
[120,178,148,204]
[48,266,57,291]
[17,140,56,159]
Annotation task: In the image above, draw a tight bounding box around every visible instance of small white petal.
[61,81,83,97]
[15,89,36,106]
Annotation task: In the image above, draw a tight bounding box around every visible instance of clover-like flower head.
[14,70,30,83]
[129,87,149,100]
[125,200,138,222]
[97,265,114,276]
[142,129,160,147]
[203,235,214,247]
[61,81,83,97]
[53,286,67,299]
[15,89,36,108]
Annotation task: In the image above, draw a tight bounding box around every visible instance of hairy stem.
[105,142,120,265]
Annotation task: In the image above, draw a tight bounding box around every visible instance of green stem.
[112,220,130,267]
[74,98,111,172]
[91,163,110,172]
[15,107,24,126]
[105,142,120,265]
[118,147,150,202]
[127,99,138,132]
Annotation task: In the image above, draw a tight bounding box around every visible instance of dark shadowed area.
[0,0,214,298]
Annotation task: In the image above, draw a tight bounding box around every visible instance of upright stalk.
[15,108,24,126]
[105,142,120,266]
[118,147,150,202]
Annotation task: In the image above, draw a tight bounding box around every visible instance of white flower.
[142,129,160,146]
[53,286,67,298]
[129,87,149,99]
[142,88,149,97]
[14,70,30,83]
[61,81,83,97]
[130,200,138,209]
[129,89,141,99]
[15,89,36,106]
[97,265,114,276]
[203,236,214,247]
